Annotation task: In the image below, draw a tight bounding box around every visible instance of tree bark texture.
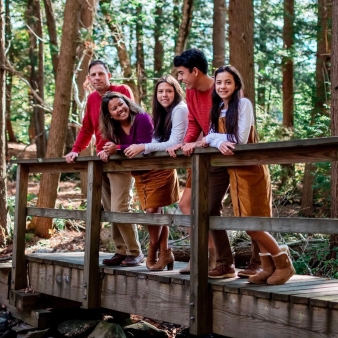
[301,0,331,216]
[136,3,147,104]
[0,0,7,245]
[257,0,267,110]
[282,0,294,129]
[212,0,226,70]
[30,0,82,238]
[171,0,194,77]
[99,0,139,103]
[25,0,46,157]
[174,0,194,56]
[5,0,16,143]
[229,0,255,108]
[331,0,338,218]
[76,0,97,199]
[154,1,164,79]
[330,0,338,258]
[43,0,59,79]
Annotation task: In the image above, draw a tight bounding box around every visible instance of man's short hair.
[88,60,110,73]
[173,48,208,74]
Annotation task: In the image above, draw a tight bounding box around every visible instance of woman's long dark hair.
[210,65,244,143]
[99,91,143,144]
[152,75,184,142]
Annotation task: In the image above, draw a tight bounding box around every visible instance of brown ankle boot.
[267,252,295,285]
[149,248,174,271]
[146,243,158,270]
[179,260,190,274]
[208,248,216,271]
[248,253,275,284]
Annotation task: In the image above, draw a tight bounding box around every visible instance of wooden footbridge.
[2,137,338,337]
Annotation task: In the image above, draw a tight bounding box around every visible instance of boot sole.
[267,270,295,285]
[208,273,236,279]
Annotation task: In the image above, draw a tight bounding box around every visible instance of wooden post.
[82,161,102,309]
[189,153,211,335]
[12,164,29,290]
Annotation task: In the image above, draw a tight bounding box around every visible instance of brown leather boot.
[248,253,275,284]
[179,260,190,274]
[267,252,295,285]
[149,248,174,271]
[146,243,158,270]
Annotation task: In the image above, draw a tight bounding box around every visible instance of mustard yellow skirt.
[133,169,179,209]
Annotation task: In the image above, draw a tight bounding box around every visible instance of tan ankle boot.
[267,252,295,285]
[248,253,275,284]
[179,260,190,274]
[149,248,174,271]
[146,243,158,270]
[248,246,290,284]
[208,248,216,271]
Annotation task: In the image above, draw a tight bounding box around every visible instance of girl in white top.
[125,75,188,271]
[125,75,188,156]
[202,65,295,285]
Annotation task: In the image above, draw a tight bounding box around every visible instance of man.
[168,49,261,278]
[65,60,144,267]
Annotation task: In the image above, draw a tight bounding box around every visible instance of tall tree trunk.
[5,0,16,143]
[43,0,59,79]
[35,0,46,157]
[174,0,194,56]
[212,0,226,70]
[301,0,331,216]
[75,0,97,198]
[330,0,338,258]
[257,0,267,110]
[229,0,255,108]
[280,0,295,186]
[25,0,45,157]
[99,0,139,102]
[282,0,294,129]
[171,0,194,76]
[154,1,164,80]
[29,0,82,238]
[136,3,147,104]
[0,0,7,245]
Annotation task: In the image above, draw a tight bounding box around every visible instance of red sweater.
[71,84,134,153]
[183,85,213,143]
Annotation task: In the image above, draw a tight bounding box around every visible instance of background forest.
[0,0,338,278]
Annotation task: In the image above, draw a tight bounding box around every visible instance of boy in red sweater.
[168,49,261,278]
[65,60,144,267]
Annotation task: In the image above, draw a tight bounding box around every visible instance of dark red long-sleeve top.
[183,86,213,143]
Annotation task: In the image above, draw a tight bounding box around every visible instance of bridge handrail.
[11,136,338,335]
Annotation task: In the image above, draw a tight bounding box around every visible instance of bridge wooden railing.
[11,136,338,336]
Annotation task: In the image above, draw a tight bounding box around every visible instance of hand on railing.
[102,142,117,155]
[65,151,79,163]
[218,141,235,156]
[125,144,145,158]
[97,150,109,162]
[166,143,183,158]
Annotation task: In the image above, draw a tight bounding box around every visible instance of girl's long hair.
[99,91,143,144]
[210,65,244,143]
[152,75,184,142]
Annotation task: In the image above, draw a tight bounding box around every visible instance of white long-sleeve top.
[205,98,254,149]
[144,101,188,154]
